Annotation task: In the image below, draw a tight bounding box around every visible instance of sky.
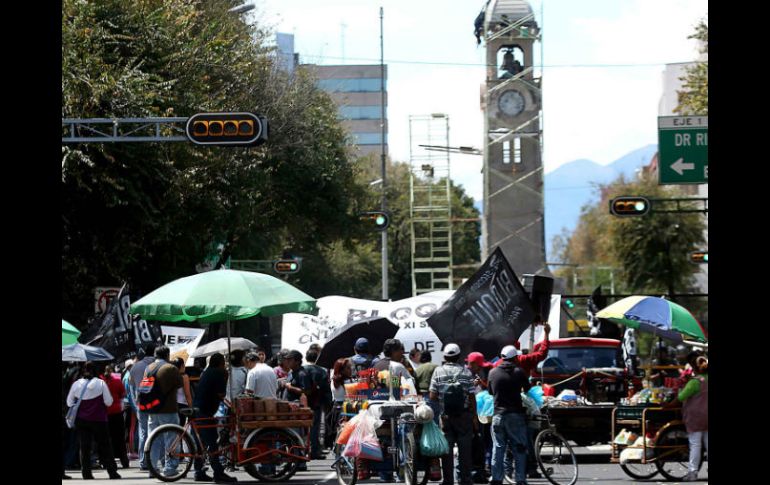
[252,0,707,202]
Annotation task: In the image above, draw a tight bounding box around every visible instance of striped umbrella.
[596,296,707,342]
[62,319,81,346]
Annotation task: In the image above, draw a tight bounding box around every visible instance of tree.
[676,17,708,116]
[557,175,706,299]
[62,0,367,325]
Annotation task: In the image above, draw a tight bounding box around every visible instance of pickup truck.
[531,337,642,446]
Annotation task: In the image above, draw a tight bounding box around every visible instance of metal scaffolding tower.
[409,114,453,296]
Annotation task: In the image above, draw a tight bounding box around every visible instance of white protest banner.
[281,290,455,365]
[517,295,561,351]
[161,326,206,366]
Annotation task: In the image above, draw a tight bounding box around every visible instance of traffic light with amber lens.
[690,251,708,264]
[609,196,651,217]
[359,211,390,231]
[273,259,300,274]
[186,112,268,146]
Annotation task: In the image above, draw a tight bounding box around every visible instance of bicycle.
[503,407,578,485]
[333,400,427,485]
[145,406,310,482]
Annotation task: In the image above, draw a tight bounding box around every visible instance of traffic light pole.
[380,6,388,301]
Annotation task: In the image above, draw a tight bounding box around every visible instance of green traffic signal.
[565,299,575,309]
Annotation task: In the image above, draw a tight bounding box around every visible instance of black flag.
[587,286,620,339]
[426,247,535,358]
[81,283,161,362]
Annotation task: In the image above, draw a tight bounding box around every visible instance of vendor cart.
[332,369,432,485]
[145,398,313,482]
[610,404,703,481]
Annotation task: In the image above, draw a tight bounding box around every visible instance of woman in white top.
[172,358,194,426]
[66,362,121,480]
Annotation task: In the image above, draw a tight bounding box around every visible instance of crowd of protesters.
[63,325,707,485]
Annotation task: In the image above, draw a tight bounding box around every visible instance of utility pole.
[380,6,388,301]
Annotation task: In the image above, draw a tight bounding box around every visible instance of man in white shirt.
[245,351,278,399]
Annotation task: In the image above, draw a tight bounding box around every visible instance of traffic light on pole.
[359,211,390,231]
[609,196,651,217]
[690,251,708,264]
[565,299,575,310]
[185,112,268,146]
[273,259,300,274]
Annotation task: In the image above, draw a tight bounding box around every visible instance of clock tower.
[481,0,547,276]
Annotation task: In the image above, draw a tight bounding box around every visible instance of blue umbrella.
[62,343,115,362]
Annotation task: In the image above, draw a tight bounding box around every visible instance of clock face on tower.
[498,89,525,117]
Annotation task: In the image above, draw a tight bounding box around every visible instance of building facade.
[309,64,388,157]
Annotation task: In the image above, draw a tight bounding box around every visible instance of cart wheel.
[654,426,702,481]
[242,428,301,482]
[535,429,578,485]
[334,443,357,485]
[145,425,195,482]
[619,462,658,480]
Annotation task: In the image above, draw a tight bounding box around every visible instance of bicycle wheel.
[400,431,419,485]
[619,462,658,480]
[145,425,195,482]
[242,428,301,482]
[654,426,702,481]
[535,430,578,485]
[334,442,357,485]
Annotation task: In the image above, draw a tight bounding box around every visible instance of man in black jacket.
[487,346,530,485]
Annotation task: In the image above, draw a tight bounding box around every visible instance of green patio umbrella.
[130,269,316,323]
[130,269,316,401]
[62,319,81,346]
[596,296,707,342]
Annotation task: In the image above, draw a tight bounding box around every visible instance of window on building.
[338,106,383,120]
[514,137,522,164]
[352,132,385,145]
[317,78,384,92]
[503,140,511,164]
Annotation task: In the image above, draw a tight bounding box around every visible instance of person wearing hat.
[350,337,380,377]
[430,343,478,485]
[465,352,493,483]
[487,345,531,485]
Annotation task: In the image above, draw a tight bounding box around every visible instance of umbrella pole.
[227,320,233,406]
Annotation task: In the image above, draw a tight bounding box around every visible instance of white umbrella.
[190,337,257,358]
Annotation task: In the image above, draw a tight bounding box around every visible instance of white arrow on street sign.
[671,158,695,176]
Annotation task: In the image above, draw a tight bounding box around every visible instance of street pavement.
[64,448,708,485]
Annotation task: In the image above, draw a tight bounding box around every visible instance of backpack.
[137,362,168,413]
[442,366,467,416]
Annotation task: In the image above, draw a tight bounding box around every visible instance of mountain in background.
[544,144,657,259]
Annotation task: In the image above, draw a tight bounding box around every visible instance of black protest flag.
[426,247,535,359]
[80,283,161,362]
[587,285,621,339]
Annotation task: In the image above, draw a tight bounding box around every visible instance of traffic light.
[359,211,390,231]
[185,112,268,146]
[273,259,301,274]
[565,299,575,309]
[690,251,708,264]
[609,196,651,217]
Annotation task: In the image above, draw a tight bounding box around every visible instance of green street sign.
[658,116,708,185]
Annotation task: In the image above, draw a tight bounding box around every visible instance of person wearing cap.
[487,345,531,485]
[430,343,478,485]
[465,352,493,483]
[350,337,380,377]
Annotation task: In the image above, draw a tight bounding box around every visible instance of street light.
[229,3,255,14]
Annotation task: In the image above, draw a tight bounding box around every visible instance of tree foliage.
[62,0,481,327]
[676,17,708,116]
[556,175,705,299]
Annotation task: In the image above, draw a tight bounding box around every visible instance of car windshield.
[538,347,619,373]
